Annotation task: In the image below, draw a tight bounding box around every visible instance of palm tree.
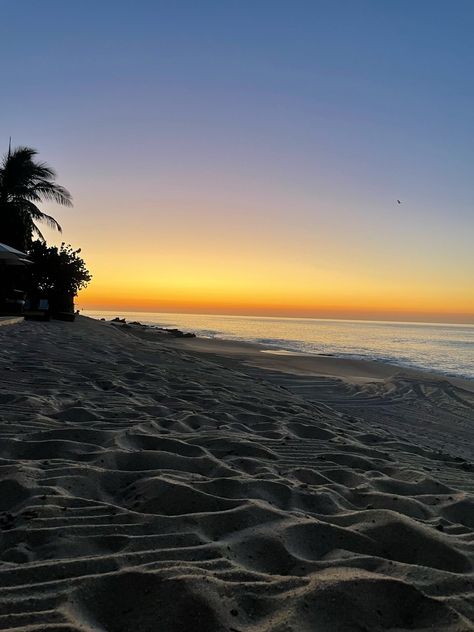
[0,145,72,251]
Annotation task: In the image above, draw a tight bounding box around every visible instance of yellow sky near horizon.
[37,138,474,327]
[75,227,474,324]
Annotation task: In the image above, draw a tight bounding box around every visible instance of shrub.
[26,241,92,312]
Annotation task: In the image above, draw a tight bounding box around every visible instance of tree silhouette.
[26,241,92,312]
[0,145,72,251]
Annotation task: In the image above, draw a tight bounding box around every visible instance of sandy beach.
[0,316,473,631]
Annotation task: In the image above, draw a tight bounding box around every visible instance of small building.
[0,243,31,315]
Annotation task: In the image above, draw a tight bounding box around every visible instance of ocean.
[84,310,474,380]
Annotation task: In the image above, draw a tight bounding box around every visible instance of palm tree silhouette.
[0,144,72,251]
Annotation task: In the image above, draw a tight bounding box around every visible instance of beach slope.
[0,317,473,631]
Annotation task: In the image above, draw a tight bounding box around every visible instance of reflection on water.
[84,310,474,380]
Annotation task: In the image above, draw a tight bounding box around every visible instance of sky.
[1,0,473,323]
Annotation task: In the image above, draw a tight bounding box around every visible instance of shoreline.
[90,311,474,383]
[85,311,474,382]
[115,319,474,392]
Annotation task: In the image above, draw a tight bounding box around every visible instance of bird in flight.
[397,200,401,204]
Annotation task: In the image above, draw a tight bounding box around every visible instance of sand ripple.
[0,318,473,630]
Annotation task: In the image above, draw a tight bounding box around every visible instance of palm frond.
[31,223,46,242]
[0,145,70,246]
[1,146,38,166]
[34,161,57,180]
[16,199,63,232]
[33,183,73,207]
[37,212,63,232]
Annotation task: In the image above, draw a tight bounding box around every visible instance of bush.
[26,241,92,312]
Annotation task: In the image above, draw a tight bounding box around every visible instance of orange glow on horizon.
[48,185,474,327]
[78,280,474,325]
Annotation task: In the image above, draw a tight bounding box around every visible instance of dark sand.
[0,316,473,631]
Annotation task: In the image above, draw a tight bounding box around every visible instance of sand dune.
[0,317,473,631]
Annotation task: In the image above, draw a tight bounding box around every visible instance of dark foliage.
[0,146,72,251]
[26,241,92,312]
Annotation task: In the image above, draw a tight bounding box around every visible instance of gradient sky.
[1,1,473,323]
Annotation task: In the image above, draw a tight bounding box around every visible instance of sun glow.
[77,238,474,323]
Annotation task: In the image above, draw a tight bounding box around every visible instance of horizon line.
[79,306,474,328]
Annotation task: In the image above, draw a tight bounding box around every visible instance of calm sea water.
[85,310,474,380]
